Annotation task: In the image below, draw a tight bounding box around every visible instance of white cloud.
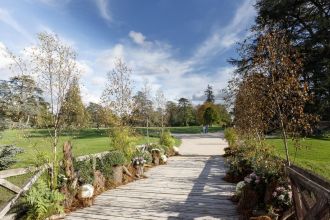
[0,8,33,42]
[96,0,112,22]
[129,31,146,45]
[191,0,255,64]
[0,42,15,80]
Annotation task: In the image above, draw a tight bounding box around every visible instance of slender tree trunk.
[146,117,149,144]
[25,115,30,126]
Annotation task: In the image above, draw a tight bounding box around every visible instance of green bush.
[96,151,126,180]
[132,150,152,164]
[23,180,64,220]
[104,150,126,166]
[159,130,175,148]
[110,127,135,160]
[74,159,94,185]
[224,128,238,148]
[0,145,24,170]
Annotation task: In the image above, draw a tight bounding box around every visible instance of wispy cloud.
[191,0,255,64]
[96,0,112,22]
[0,8,33,42]
[129,31,146,45]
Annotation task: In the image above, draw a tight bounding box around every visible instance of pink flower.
[244,177,251,183]
[255,179,260,184]
[272,192,277,197]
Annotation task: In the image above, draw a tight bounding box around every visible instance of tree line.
[0,74,231,129]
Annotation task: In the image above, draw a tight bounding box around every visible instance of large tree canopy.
[232,0,330,119]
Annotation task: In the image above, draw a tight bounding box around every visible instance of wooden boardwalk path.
[66,133,239,220]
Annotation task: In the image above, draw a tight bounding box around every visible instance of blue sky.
[0,0,256,104]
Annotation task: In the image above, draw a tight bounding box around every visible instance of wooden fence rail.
[286,165,330,220]
[0,150,112,219]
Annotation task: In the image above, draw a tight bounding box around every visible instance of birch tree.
[155,89,167,131]
[102,58,133,125]
[30,32,79,188]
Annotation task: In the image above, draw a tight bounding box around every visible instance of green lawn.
[267,136,330,180]
[0,128,159,168]
[135,126,223,134]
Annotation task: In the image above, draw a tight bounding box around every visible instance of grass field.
[136,126,223,135]
[0,128,160,168]
[267,136,330,180]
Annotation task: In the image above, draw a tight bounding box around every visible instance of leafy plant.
[132,149,152,165]
[103,150,126,166]
[0,145,24,170]
[224,128,238,148]
[110,127,135,160]
[74,158,94,185]
[23,180,64,220]
[159,130,175,147]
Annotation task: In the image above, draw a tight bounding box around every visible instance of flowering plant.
[235,181,246,197]
[132,156,146,166]
[244,172,261,186]
[272,185,292,209]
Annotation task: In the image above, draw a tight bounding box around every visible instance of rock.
[112,165,123,185]
[79,184,94,199]
[151,149,161,165]
[173,146,180,155]
[93,170,106,194]
[161,155,168,163]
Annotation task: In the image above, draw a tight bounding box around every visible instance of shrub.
[110,127,135,160]
[132,149,152,165]
[224,128,238,148]
[23,180,64,220]
[0,145,24,170]
[104,150,126,166]
[159,130,175,148]
[74,158,94,185]
[96,151,126,180]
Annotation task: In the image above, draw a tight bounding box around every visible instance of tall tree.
[177,98,194,126]
[233,0,330,119]
[233,31,317,165]
[165,101,179,126]
[31,32,79,188]
[102,58,133,125]
[61,78,88,129]
[204,84,215,103]
[155,89,167,130]
[0,75,45,128]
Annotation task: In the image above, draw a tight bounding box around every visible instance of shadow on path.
[165,156,238,220]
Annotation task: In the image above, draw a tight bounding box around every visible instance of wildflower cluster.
[132,156,146,166]
[272,185,292,209]
[244,172,261,185]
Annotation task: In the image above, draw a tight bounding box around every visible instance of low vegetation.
[0,129,159,168]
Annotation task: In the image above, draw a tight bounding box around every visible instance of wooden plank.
[0,165,47,219]
[66,155,239,220]
[0,179,21,194]
[0,167,38,179]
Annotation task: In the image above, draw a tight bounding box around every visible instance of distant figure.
[202,125,206,134]
[205,125,209,133]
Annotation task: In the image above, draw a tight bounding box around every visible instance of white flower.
[136,161,139,165]
[278,195,285,200]
[272,192,277,197]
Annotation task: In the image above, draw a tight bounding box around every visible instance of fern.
[24,180,64,220]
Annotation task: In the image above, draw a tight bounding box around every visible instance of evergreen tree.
[178,98,194,126]
[204,85,215,103]
[61,78,88,128]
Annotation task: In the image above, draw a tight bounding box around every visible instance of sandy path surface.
[173,132,228,156]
